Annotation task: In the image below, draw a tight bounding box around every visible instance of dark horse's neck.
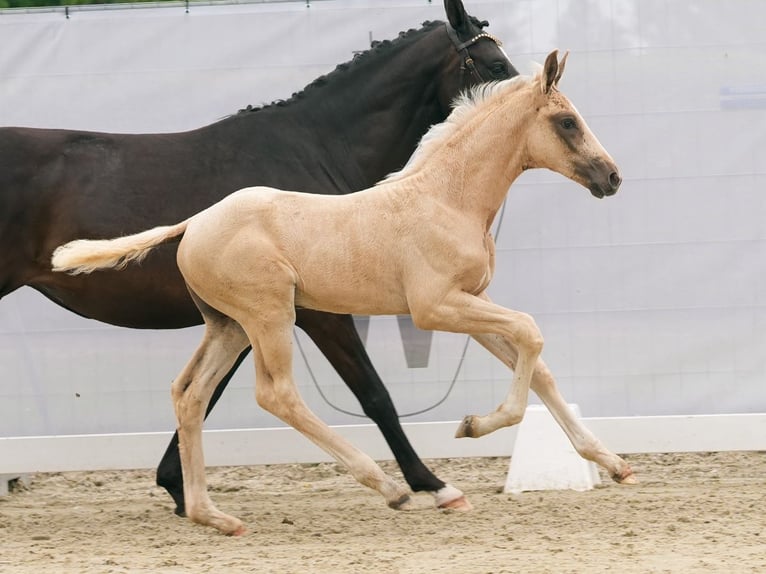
[207,21,455,194]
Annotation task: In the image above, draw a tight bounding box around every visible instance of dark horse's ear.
[542,49,560,94]
[444,0,469,32]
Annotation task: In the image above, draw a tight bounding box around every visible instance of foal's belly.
[294,278,410,317]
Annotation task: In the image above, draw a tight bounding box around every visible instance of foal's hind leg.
[468,333,635,484]
[170,298,251,535]
[240,304,411,512]
[157,347,251,517]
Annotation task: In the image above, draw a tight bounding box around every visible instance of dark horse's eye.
[560,117,577,130]
[490,62,508,79]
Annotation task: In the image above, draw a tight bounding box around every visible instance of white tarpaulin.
[1,0,764,437]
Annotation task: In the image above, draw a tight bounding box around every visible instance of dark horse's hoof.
[157,482,186,517]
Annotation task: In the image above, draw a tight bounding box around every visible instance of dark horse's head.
[439,0,519,111]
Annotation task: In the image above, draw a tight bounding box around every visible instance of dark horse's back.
[0,10,517,330]
[0,109,359,328]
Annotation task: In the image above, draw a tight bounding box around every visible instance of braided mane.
[234,16,489,115]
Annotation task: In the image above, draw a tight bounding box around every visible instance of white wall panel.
[1,0,764,439]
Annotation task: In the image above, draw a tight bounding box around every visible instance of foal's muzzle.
[581,159,622,199]
[589,172,621,198]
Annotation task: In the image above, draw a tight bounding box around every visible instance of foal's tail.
[51,218,191,275]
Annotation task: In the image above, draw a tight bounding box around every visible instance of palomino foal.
[53,50,633,535]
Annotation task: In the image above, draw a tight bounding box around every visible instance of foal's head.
[524,50,621,198]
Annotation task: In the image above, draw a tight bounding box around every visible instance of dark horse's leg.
[295,311,447,495]
[156,310,446,516]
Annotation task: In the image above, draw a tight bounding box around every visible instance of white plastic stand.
[504,404,600,494]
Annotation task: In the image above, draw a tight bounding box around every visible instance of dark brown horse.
[0,0,517,514]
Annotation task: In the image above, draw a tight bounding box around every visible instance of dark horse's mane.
[235,17,487,115]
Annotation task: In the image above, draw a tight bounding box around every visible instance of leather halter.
[445,24,504,84]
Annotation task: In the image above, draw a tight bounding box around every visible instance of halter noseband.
[445,24,504,84]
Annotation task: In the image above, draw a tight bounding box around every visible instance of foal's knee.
[513,312,544,356]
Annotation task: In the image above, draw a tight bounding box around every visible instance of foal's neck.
[429,95,533,229]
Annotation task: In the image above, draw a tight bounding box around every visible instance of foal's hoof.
[388,493,414,511]
[455,415,479,438]
[218,519,248,536]
[199,514,246,536]
[612,467,638,485]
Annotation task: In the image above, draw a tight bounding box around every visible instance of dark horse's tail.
[52,218,190,275]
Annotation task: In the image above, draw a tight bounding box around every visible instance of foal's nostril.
[609,172,622,190]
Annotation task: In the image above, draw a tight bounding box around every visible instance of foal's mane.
[381,73,537,184]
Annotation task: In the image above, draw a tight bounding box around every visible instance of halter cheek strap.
[445,24,504,84]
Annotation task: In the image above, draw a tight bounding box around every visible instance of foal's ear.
[554,50,569,85]
[542,50,560,94]
[445,0,469,32]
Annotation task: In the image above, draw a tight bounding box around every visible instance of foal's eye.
[560,117,577,130]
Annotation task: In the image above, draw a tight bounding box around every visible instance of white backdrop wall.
[1,0,764,439]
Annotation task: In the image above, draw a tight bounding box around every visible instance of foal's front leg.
[468,333,636,484]
[410,291,543,439]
